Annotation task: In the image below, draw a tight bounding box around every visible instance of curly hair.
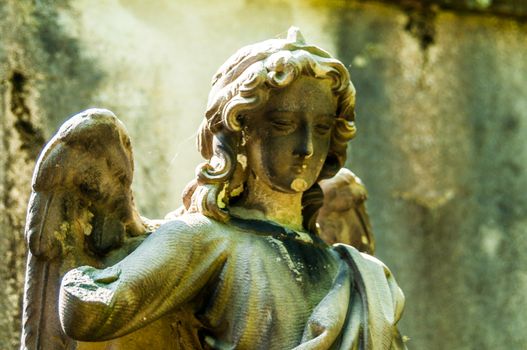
[183,28,357,232]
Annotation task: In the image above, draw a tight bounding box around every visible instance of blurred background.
[1,0,526,349]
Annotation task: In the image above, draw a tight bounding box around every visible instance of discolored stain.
[502,114,520,133]
[8,71,46,159]
[403,3,438,50]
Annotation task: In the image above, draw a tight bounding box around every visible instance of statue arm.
[59,218,229,341]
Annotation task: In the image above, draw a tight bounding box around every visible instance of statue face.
[244,75,337,193]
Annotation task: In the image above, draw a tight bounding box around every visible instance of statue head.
[184,27,356,230]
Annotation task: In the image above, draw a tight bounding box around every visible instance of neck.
[232,172,304,231]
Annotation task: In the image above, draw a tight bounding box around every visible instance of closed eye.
[270,118,296,132]
[314,119,333,135]
[316,123,331,132]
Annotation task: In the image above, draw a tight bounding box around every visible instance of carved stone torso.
[197,216,339,349]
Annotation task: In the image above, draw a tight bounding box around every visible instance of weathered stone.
[2,1,527,349]
[333,2,527,348]
[0,1,102,348]
[21,30,406,349]
[365,0,527,19]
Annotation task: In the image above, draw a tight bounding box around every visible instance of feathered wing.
[317,168,375,255]
[20,109,151,350]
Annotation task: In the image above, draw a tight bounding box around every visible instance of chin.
[272,179,315,194]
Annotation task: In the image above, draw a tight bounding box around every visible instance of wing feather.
[21,108,147,349]
[318,168,375,255]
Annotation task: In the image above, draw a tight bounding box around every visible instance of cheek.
[261,137,287,176]
[244,133,264,172]
[312,137,331,165]
[245,129,283,178]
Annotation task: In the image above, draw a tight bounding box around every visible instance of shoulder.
[332,243,393,279]
[146,212,231,244]
[332,244,405,323]
[124,213,234,266]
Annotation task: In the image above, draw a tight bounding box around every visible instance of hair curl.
[183,28,356,232]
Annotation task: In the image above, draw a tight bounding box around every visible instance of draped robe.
[59,213,406,350]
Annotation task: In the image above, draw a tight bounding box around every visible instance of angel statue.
[20,28,406,350]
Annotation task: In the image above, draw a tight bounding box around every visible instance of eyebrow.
[268,110,336,119]
[268,109,295,114]
[318,114,336,119]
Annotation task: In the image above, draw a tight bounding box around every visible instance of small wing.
[21,109,148,350]
[317,168,375,255]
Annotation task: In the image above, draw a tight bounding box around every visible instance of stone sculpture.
[318,168,375,254]
[21,28,406,349]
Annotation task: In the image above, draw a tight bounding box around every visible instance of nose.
[293,124,314,159]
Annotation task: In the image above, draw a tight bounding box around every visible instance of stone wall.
[335,3,527,348]
[0,1,102,348]
[1,0,526,348]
